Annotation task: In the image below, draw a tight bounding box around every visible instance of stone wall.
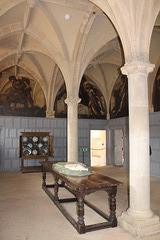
[107,112,160,177]
[0,113,159,177]
[0,116,107,172]
[149,112,160,177]
[0,117,67,171]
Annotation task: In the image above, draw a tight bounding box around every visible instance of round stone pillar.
[65,96,81,162]
[119,60,160,237]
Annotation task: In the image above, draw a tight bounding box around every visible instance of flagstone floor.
[0,166,160,240]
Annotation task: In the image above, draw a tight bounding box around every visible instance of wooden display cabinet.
[19,132,54,173]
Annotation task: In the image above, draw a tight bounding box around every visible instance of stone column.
[119,60,160,237]
[65,96,81,162]
[107,112,110,120]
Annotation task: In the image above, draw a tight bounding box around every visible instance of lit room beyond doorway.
[90,130,106,167]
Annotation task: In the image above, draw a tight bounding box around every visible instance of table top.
[40,161,122,190]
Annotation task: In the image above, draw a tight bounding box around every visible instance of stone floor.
[0,166,160,240]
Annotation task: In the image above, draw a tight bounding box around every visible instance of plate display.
[20,132,52,160]
[22,138,48,156]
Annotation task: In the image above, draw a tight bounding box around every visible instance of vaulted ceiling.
[0,0,159,117]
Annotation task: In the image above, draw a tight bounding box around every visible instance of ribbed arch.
[89,0,159,62]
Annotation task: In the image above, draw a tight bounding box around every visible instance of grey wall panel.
[0,114,159,177]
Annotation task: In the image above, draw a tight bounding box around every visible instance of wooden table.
[40,161,122,234]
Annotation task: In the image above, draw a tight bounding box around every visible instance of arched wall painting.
[0,75,46,117]
[110,74,128,119]
[55,76,107,119]
[153,66,160,112]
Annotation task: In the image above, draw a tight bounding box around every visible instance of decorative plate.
[23,137,28,142]
[23,147,31,156]
[33,137,38,142]
[38,143,43,148]
[32,149,38,155]
[39,148,48,155]
[42,137,48,142]
[28,143,33,148]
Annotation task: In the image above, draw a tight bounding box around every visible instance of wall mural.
[110,74,128,119]
[153,67,160,112]
[2,70,159,119]
[0,75,46,117]
[55,76,107,119]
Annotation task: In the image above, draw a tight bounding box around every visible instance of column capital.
[46,110,55,118]
[107,112,110,120]
[65,96,81,105]
[121,61,155,76]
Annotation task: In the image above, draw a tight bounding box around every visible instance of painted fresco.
[153,67,160,112]
[79,77,106,119]
[110,74,128,119]
[55,76,107,119]
[54,84,67,118]
[0,74,46,117]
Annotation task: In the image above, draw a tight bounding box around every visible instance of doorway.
[90,130,106,166]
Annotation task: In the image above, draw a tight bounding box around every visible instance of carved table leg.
[54,176,59,201]
[42,167,46,187]
[76,188,85,234]
[108,186,117,227]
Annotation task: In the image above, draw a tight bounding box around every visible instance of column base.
[118,211,160,237]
